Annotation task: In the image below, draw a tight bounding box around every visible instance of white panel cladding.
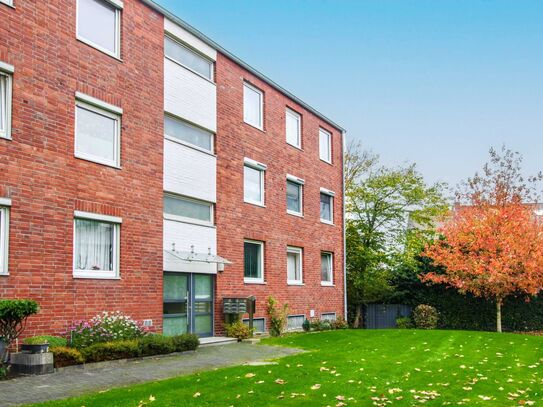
[164,139,216,203]
[164,58,217,132]
[164,19,217,61]
[164,219,216,254]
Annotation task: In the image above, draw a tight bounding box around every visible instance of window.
[286,175,304,216]
[321,312,336,321]
[163,193,213,226]
[0,0,13,7]
[75,94,121,167]
[321,252,333,285]
[243,318,266,333]
[164,36,213,80]
[73,212,121,279]
[286,108,301,148]
[0,63,13,140]
[164,114,213,153]
[243,82,263,129]
[320,189,334,224]
[319,128,332,163]
[244,158,266,206]
[0,202,9,275]
[287,315,305,331]
[287,246,303,285]
[244,240,264,283]
[77,0,122,58]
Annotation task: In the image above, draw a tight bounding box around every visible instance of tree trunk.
[496,299,502,333]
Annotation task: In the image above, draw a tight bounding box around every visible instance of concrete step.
[199,336,238,347]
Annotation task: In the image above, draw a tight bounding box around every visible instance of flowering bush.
[67,311,147,349]
[413,304,439,329]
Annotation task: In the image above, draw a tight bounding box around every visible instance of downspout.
[342,130,347,320]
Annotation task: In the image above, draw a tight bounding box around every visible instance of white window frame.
[164,34,214,82]
[286,246,303,285]
[164,113,214,154]
[320,188,335,225]
[0,198,11,276]
[76,0,123,59]
[244,239,264,284]
[75,92,122,168]
[286,174,304,217]
[243,158,266,207]
[243,82,264,130]
[321,251,334,286]
[0,62,14,140]
[73,211,121,279]
[287,314,306,331]
[319,128,332,164]
[163,192,214,227]
[285,108,301,148]
[0,0,14,7]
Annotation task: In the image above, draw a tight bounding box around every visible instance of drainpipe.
[342,130,347,320]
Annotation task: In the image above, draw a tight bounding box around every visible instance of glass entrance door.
[163,273,214,337]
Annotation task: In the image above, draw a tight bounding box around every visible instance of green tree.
[346,142,448,327]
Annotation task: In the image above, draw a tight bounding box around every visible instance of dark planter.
[21,343,49,354]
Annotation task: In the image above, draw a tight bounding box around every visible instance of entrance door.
[163,273,214,337]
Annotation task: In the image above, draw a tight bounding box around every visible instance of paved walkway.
[0,343,302,406]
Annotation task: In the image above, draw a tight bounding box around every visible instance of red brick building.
[0,0,345,338]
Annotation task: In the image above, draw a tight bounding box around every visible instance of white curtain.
[75,219,113,271]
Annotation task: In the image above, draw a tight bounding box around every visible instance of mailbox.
[223,298,247,314]
[246,296,256,314]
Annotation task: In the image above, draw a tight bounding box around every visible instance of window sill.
[244,279,266,285]
[286,142,302,151]
[0,135,12,141]
[75,154,122,170]
[321,282,335,287]
[0,273,9,277]
[243,121,265,133]
[319,158,333,166]
[73,274,121,280]
[76,37,123,62]
[244,200,266,208]
[287,282,304,286]
[320,219,334,226]
[0,1,15,9]
[287,210,303,218]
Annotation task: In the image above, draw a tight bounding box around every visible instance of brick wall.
[215,52,345,333]
[0,0,165,336]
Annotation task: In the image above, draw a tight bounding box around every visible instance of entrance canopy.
[163,247,232,274]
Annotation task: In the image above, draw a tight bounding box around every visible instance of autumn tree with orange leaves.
[422,147,543,332]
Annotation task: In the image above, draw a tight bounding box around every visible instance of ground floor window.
[287,315,305,331]
[244,239,264,283]
[0,205,9,275]
[243,317,266,333]
[321,312,337,321]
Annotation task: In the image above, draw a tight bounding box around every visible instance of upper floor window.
[164,114,214,153]
[244,158,266,206]
[0,62,14,140]
[286,174,304,216]
[244,240,264,283]
[319,128,332,163]
[77,0,122,58]
[321,252,333,285]
[0,201,10,275]
[320,188,334,224]
[287,246,303,285]
[164,36,214,80]
[75,93,122,168]
[163,193,213,226]
[243,82,263,130]
[286,108,301,148]
[73,211,121,279]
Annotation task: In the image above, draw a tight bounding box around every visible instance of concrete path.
[0,343,302,406]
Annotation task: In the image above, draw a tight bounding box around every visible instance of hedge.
[50,347,84,368]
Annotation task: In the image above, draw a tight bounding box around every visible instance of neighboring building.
[0,0,346,338]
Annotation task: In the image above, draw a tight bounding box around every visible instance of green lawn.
[35,330,543,406]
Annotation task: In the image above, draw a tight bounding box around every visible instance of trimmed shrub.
[24,335,67,347]
[0,300,39,347]
[68,311,147,349]
[224,320,253,341]
[81,340,141,363]
[302,319,310,332]
[330,316,349,330]
[171,334,199,352]
[413,304,439,329]
[138,334,175,356]
[396,317,413,329]
[50,346,84,368]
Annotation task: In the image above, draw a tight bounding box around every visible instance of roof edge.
[141,0,346,133]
